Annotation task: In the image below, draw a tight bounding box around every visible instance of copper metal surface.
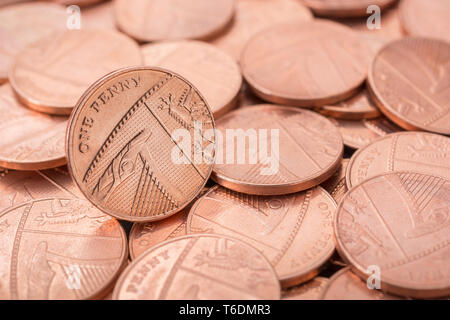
[302,0,397,17]
[321,158,349,204]
[82,1,117,30]
[282,277,329,300]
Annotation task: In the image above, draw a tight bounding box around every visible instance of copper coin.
[51,0,106,7]
[241,20,372,107]
[141,40,242,119]
[335,171,450,298]
[346,132,450,188]
[316,89,381,120]
[282,277,329,300]
[114,0,235,42]
[321,268,401,300]
[0,2,67,83]
[399,0,450,43]
[187,185,336,287]
[321,158,349,204]
[0,84,66,170]
[66,67,216,222]
[238,83,264,108]
[368,37,450,135]
[212,105,343,195]
[113,234,281,299]
[302,0,397,17]
[211,0,312,61]
[9,29,142,115]
[0,197,128,299]
[82,1,117,30]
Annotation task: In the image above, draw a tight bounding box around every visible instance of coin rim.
[302,0,397,18]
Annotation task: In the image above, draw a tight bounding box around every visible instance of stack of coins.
[0,0,448,300]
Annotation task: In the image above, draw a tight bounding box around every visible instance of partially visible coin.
[368,37,450,135]
[142,41,242,118]
[82,1,117,30]
[282,277,329,300]
[321,158,349,204]
[50,0,106,7]
[302,0,397,17]
[346,132,450,188]
[335,171,450,299]
[114,0,235,42]
[0,84,66,170]
[113,234,281,299]
[241,20,371,107]
[0,197,128,299]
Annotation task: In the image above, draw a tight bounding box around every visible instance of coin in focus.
[142,40,242,118]
[321,158,349,204]
[66,67,215,222]
[187,185,336,287]
[0,84,66,170]
[9,29,142,115]
[302,0,397,17]
[113,234,281,299]
[0,197,128,299]
[241,20,371,107]
[335,171,450,298]
[282,277,329,300]
[346,132,450,188]
[368,37,450,135]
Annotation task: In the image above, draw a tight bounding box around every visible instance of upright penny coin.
[66,67,216,222]
[241,20,371,107]
[0,197,128,299]
[113,234,281,299]
[211,0,312,61]
[399,0,450,43]
[142,41,242,118]
[187,185,336,287]
[302,0,397,17]
[9,29,142,115]
[212,105,343,195]
[321,158,349,204]
[368,37,450,135]
[0,2,67,83]
[114,0,235,42]
[282,277,329,300]
[0,84,66,170]
[335,171,450,298]
[346,132,450,188]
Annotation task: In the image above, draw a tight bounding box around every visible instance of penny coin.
[321,268,401,300]
[321,158,349,204]
[211,0,312,61]
[302,0,397,17]
[241,20,371,107]
[0,197,128,299]
[346,132,450,188]
[114,234,280,299]
[9,29,142,115]
[282,277,329,300]
[82,1,117,30]
[142,41,242,119]
[368,37,450,135]
[187,185,336,287]
[399,0,450,43]
[212,105,343,195]
[114,0,235,42]
[51,0,106,7]
[0,2,67,83]
[335,171,450,298]
[238,83,264,108]
[316,90,381,120]
[0,84,66,170]
[66,67,216,222]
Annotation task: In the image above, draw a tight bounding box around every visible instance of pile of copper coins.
[0,0,448,300]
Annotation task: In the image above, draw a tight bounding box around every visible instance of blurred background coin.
[302,0,397,18]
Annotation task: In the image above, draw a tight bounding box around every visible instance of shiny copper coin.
[212,105,343,195]
[211,0,312,61]
[321,268,401,300]
[9,29,142,115]
[346,132,450,188]
[316,90,381,120]
[321,158,349,204]
[82,1,117,30]
[0,2,67,83]
[282,277,329,300]
[113,234,281,299]
[66,67,215,222]
[399,0,450,43]
[368,37,450,135]
[302,0,397,17]
[187,185,336,287]
[241,20,371,107]
[114,0,235,42]
[0,197,128,299]
[0,84,66,170]
[142,40,242,119]
[335,171,450,298]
